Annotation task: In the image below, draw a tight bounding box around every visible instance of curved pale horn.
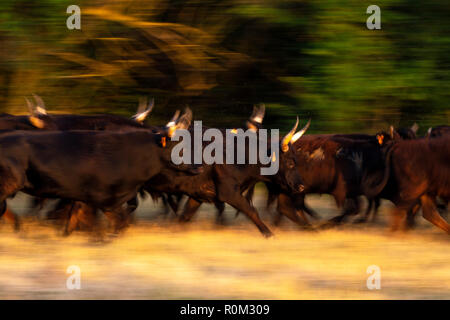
[25,97,35,115]
[389,125,394,139]
[291,119,311,143]
[137,97,148,113]
[147,98,154,113]
[32,94,47,115]
[281,116,299,152]
[410,122,419,134]
[251,103,265,124]
[166,110,180,128]
[132,97,154,123]
[176,107,192,130]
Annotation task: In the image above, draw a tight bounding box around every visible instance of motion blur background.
[0,0,449,133]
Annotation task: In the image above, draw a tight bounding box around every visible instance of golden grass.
[0,194,448,299]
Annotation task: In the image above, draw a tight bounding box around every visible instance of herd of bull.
[0,95,449,238]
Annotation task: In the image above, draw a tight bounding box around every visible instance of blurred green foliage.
[0,0,448,134]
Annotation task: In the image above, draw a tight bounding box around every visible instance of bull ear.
[132,97,154,123]
[281,117,299,152]
[32,94,47,115]
[410,122,419,134]
[29,116,45,129]
[291,119,311,143]
[376,134,384,145]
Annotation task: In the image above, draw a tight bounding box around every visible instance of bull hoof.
[301,225,317,232]
[178,216,191,223]
[318,221,337,230]
[62,230,71,237]
[261,229,274,238]
[353,217,368,224]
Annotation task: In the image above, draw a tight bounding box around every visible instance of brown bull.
[366,136,450,233]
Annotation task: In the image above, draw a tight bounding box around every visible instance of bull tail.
[362,145,395,199]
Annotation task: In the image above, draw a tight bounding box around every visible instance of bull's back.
[0,131,160,203]
[392,137,450,198]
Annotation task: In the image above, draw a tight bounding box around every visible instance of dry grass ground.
[0,191,449,299]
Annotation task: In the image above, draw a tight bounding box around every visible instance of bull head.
[131,97,154,123]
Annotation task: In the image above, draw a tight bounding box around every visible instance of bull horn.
[291,118,311,143]
[410,122,419,134]
[166,110,180,128]
[389,125,394,139]
[32,94,47,115]
[176,107,192,130]
[25,97,35,115]
[251,103,265,124]
[132,97,154,123]
[281,116,299,152]
[427,127,432,136]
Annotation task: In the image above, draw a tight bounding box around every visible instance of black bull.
[143,120,308,238]
[0,130,197,232]
[0,101,159,230]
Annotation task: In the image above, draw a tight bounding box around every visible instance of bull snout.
[298,184,305,193]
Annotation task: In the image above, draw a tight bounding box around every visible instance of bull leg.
[63,202,78,236]
[76,205,97,230]
[370,198,381,222]
[47,199,72,222]
[103,208,129,234]
[292,195,318,221]
[217,186,272,237]
[214,201,226,225]
[235,185,257,218]
[277,194,313,229]
[389,206,408,232]
[405,204,420,229]
[160,194,171,215]
[273,211,283,226]
[3,207,20,232]
[167,194,181,216]
[0,199,20,232]
[354,198,374,224]
[178,198,202,222]
[325,197,361,227]
[124,197,138,225]
[303,203,319,219]
[420,195,450,234]
[436,198,448,217]
[28,197,47,218]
